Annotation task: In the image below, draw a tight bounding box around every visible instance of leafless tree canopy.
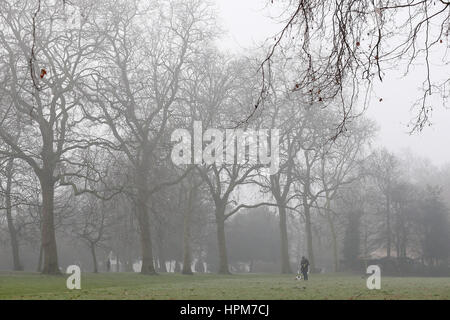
[260,0,450,136]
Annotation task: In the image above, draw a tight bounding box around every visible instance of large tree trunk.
[90,244,98,273]
[271,173,293,274]
[182,190,194,275]
[136,171,156,275]
[137,201,156,274]
[278,206,292,273]
[303,198,316,272]
[5,159,22,271]
[40,172,60,274]
[215,206,230,274]
[181,223,193,274]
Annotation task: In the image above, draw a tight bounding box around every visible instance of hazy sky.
[215,0,450,167]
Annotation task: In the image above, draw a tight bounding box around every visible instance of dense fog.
[1,0,449,278]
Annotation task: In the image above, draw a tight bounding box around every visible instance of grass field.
[0,272,449,300]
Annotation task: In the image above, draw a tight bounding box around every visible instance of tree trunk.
[156,229,167,272]
[182,193,193,275]
[386,194,391,258]
[136,171,156,275]
[137,205,156,274]
[6,195,22,271]
[124,261,132,272]
[325,199,338,272]
[36,203,43,272]
[39,173,60,274]
[5,159,22,271]
[116,255,120,272]
[158,256,167,273]
[396,237,400,258]
[363,226,368,259]
[326,213,338,273]
[195,258,205,273]
[37,243,43,272]
[215,207,230,274]
[90,244,98,273]
[303,199,316,272]
[401,227,407,258]
[278,206,292,273]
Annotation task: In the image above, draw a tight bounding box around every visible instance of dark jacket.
[300,258,309,272]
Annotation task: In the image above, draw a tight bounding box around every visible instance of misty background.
[0,0,449,277]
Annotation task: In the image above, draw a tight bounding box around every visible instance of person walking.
[300,256,310,281]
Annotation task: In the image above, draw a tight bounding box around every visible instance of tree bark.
[137,202,156,274]
[278,206,292,273]
[90,244,98,273]
[270,172,294,274]
[303,197,316,272]
[215,206,230,274]
[136,167,156,275]
[5,159,22,271]
[39,172,60,274]
[182,189,194,275]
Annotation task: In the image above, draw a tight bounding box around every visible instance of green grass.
[0,272,449,300]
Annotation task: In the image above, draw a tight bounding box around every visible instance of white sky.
[214,0,450,167]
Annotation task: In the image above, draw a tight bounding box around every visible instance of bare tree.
[183,54,278,274]
[317,118,376,271]
[178,173,203,275]
[69,195,112,273]
[80,0,216,274]
[0,158,23,270]
[367,149,402,258]
[0,0,115,274]
[259,0,450,135]
[257,82,303,274]
[291,105,342,272]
